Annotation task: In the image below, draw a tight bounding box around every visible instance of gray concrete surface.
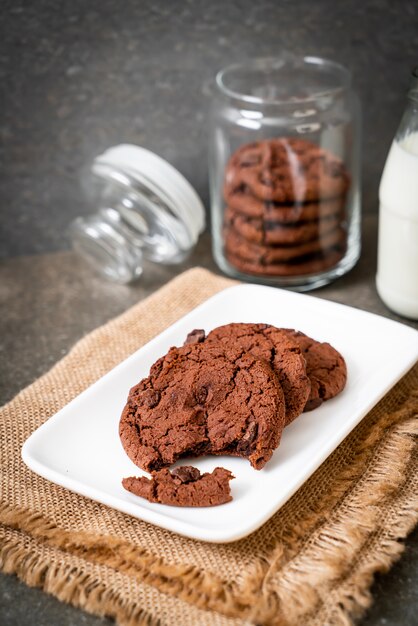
[1,0,418,257]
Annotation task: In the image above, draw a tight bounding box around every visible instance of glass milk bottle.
[376,68,418,319]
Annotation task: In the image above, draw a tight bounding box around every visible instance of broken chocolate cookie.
[119,341,286,472]
[122,466,234,507]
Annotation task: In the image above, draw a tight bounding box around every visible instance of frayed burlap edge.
[1,268,417,625]
[1,391,417,624]
[257,411,418,626]
[0,525,242,626]
[0,529,160,626]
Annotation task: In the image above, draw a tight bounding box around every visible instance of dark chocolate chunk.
[171,465,201,483]
[184,328,206,345]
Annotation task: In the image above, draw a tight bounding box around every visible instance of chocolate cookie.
[225,206,340,246]
[226,248,345,277]
[190,323,311,425]
[225,138,350,203]
[282,330,347,410]
[226,187,345,222]
[122,466,234,507]
[225,227,346,264]
[119,342,286,471]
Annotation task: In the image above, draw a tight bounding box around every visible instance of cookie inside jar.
[222,137,350,279]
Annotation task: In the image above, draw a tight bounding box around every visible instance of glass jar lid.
[70,145,205,283]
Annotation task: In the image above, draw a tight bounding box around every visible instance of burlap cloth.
[1,268,417,626]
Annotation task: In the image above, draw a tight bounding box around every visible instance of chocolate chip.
[327,161,344,177]
[236,421,258,455]
[264,220,280,231]
[234,183,249,194]
[184,328,206,345]
[264,201,277,211]
[239,154,260,167]
[260,175,274,187]
[141,389,160,408]
[193,409,206,425]
[195,386,208,404]
[172,466,201,483]
[304,397,323,411]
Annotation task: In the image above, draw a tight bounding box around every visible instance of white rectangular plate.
[22,284,418,543]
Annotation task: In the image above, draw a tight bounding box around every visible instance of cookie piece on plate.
[122,466,234,507]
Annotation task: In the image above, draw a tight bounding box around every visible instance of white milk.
[376,132,418,319]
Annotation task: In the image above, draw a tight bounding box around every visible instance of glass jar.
[70,144,205,283]
[209,55,361,291]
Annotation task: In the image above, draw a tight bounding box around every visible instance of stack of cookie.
[223,137,350,277]
[119,322,347,507]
